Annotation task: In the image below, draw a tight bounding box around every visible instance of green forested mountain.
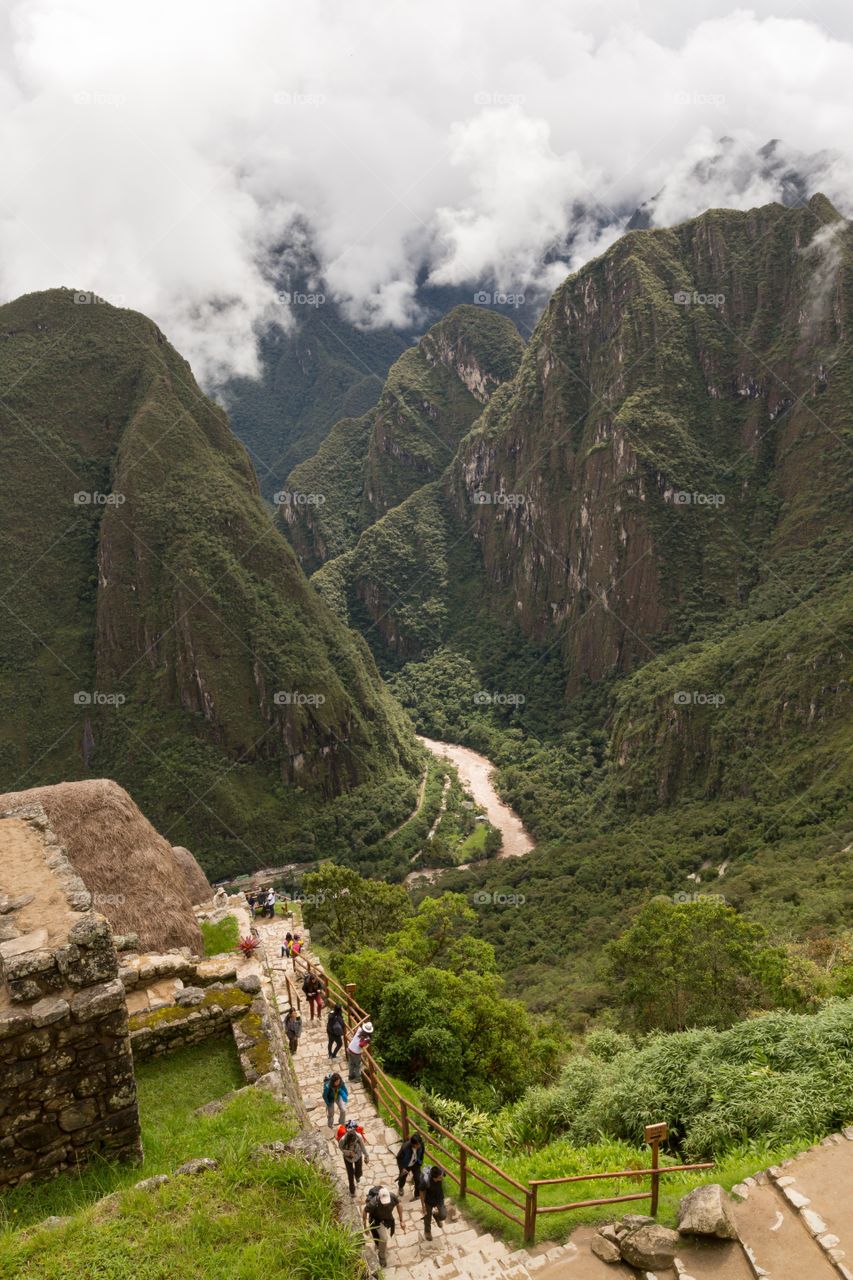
[280,305,524,573]
[0,289,419,878]
[293,196,853,1009]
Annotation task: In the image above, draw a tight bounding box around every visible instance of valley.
[1,193,851,1280]
[417,736,534,858]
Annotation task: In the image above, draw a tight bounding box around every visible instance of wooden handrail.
[281,925,715,1245]
[538,1190,653,1213]
[529,1162,714,1186]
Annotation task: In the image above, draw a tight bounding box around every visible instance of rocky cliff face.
[309,196,852,808]
[280,305,523,573]
[0,289,416,873]
[453,193,850,686]
[316,197,851,677]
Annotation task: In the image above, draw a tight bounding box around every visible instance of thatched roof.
[171,845,213,905]
[0,779,203,953]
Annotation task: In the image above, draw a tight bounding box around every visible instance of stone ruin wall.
[0,804,142,1189]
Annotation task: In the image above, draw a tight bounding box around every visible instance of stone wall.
[128,985,253,1061]
[0,805,142,1188]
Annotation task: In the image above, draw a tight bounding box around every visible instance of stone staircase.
[261,915,580,1280]
[259,913,853,1280]
[730,1133,853,1280]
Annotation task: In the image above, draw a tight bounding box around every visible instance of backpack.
[365,1186,396,1225]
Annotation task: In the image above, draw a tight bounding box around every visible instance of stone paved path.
[262,915,580,1280]
[261,913,853,1280]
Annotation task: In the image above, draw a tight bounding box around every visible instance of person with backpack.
[302,970,324,1020]
[281,932,293,959]
[419,1165,447,1240]
[347,1020,373,1082]
[327,1004,345,1059]
[396,1132,425,1199]
[322,1071,348,1127]
[283,1007,302,1055]
[290,933,303,970]
[363,1185,403,1268]
[337,1118,368,1196]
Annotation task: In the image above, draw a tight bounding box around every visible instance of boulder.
[621,1214,656,1230]
[175,986,206,1007]
[134,1174,170,1192]
[194,1099,225,1117]
[620,1223,679,1271]
[677,1184,739,1240]
[237,974,261,994]
[590,1232,621,1263]
[175,1158,218,1176]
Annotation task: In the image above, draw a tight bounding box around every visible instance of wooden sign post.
[644,1122,668,1216]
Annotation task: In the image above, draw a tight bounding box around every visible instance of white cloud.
[0,0,850,382]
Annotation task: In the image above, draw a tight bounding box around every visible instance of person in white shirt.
[347,1020,373,1082]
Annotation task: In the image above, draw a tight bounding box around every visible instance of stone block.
[0,928,48,957]
[58,1100,99,1132]
[0,1008,33,1040]
[29,996,70,1028]
[14,1030,52,1059]
[70,978,126,1023]
[16,1120,61,1150]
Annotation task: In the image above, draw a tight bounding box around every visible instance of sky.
[0,0,851,383]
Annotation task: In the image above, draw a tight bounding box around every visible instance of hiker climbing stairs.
[262,915,580,1280]
[258,912,853,1280]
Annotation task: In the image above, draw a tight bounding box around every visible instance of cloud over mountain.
[0,0,851,382]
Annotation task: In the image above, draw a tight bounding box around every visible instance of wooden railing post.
[650,1140,660,1218]
[524,1183,538,1244]
[345,982,356,1033]
[400,1097,410,1140]
[459,1146,467,1199]
[644,1122,667,1218]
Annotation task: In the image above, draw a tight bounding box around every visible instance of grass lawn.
[0,1039,364,1280]
[200,915,239,956]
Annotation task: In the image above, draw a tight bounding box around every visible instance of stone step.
[264,919,598,1280]
[731,1178,840,1280]
[765,1134,853,1274]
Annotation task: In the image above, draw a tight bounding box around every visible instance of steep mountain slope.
[223,291,411,500]
[0,289,418,877]
[220,139,835,505]
[305,197,852,977]
[280,306,524,573]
